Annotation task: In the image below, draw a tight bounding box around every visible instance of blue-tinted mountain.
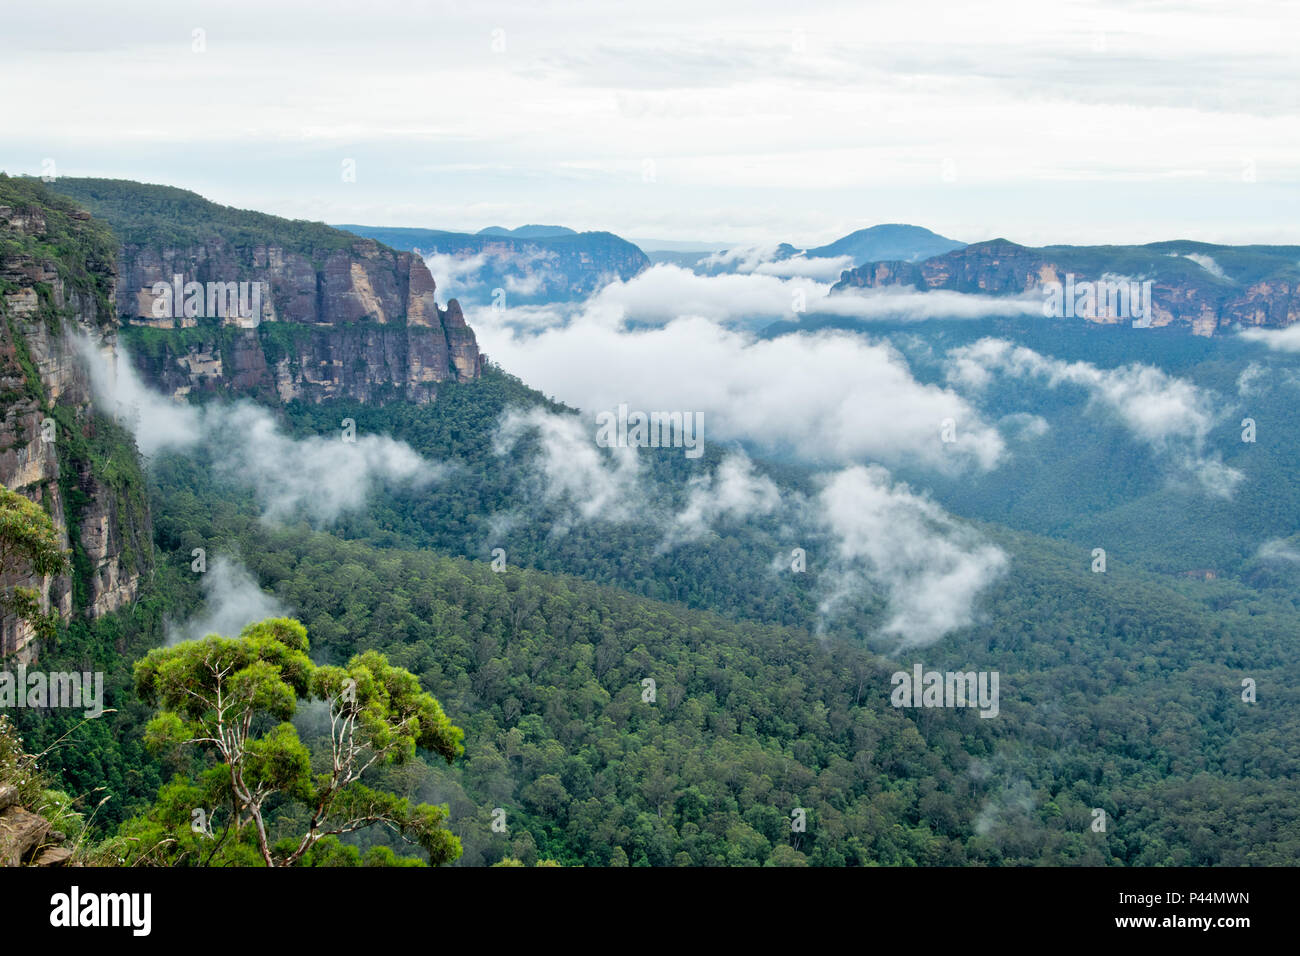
[336,224,649,303]
[477,224,577,238]
[806,223,966,263]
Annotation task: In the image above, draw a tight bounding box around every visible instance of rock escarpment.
[831,238,1300,336]
[0,176,151,662]
[50,179,483,404]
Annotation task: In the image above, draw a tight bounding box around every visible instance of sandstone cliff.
[50,179,483,404]
[0,176,151,661]
[831,238,1300,336]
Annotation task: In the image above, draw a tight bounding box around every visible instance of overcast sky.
[3,0,1296,246]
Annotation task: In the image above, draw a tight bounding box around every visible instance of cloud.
[74,334,199,457]
[205,404,438,523]
[504,270,550,296]
[998,412,1050,441]
[697,244,786,273]
[1240,324,1300,352]
[814,465,1007,648]
[664,451,781,546]
[561,264,1040,328]
[1257,538,1300,563]
[696,244,856,281]
[473,309,1006,474]
[165,555,290,646]
[1237,361,1267,396]
[422,251,490,299]
[1179,252,1229,280]
[494,407,1002,646]
[493,406,646,532]
[947,338,1243,497]
[753,255,855,281]
[493,410,777,547]
[75,334,442,524]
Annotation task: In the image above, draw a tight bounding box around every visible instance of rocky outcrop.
[0,178,151,661]
[831,238,1300,336]
[117,240,483,404]
[0,781,76,867]
[47,178,486,404]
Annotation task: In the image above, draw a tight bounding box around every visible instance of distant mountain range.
[805,224,966,264]
[655,224,967,276]
[833,238,1300,335]
[336,224,649,304]
[477,224,577,239]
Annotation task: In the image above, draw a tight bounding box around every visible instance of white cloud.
[753,255,855,280]
[814,465,1007,648]
[422,251,490,299]
[493,407,646,532]
[165,555,290,646]
[1237,361,1267,396]
[553,264,1040,328]
[1180,252,1229,280]
[697,244,786,273]
[475,308,1006,474]
[493,407,1004,646]
[1241,324,1300,352]
[6,1,1299,244]
[947,338,1243,496]
[75,335,441,523]
[697,245,856,281]
[1257,538,1300,563]
[206,403,437,523]
[664,451,781,546]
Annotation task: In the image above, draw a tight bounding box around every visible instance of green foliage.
[126,617,463,866]
[45,178,359,257]
[0,174,118,327]
[0,485,69,647]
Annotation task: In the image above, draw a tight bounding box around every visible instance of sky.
[2,0,1297,246]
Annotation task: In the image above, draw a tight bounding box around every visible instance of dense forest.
[13,360,1300,866]
[4,174,1298,868]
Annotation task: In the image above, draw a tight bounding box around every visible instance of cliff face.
[831,239,1300,336]
[0,179,152,662]
[49,178,483,405]
[116,240,482,404]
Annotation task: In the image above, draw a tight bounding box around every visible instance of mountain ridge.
[832,237,1300,334]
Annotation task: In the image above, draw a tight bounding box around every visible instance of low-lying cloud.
[165,555,290,646]
[1257,538,1300,564]
[947,338,1243,497]
[475,312,1006,474]
[495,407,1005,646]
[75,333,442,524]
[814,466,1007,649]
[494,406,646,532]
[1240,324,1300,352]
